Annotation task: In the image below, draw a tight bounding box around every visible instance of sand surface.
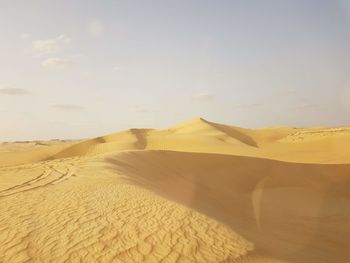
[0,118,349,262]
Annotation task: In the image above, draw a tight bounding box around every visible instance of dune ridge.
[2,117,350,167]
[0,118,350,262]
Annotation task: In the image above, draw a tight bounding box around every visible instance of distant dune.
[0,118,349,262]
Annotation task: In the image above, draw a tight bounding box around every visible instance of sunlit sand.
[1,118,349,262]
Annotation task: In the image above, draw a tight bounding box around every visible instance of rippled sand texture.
[1,118,350,262]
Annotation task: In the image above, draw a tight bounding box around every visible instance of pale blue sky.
[1,0,350,141]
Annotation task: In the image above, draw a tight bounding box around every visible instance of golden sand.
[0,118,349,262]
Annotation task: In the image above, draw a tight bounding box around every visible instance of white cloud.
[49,103,84,110]
[19,33,30,39]
[113,66,121,72]
[70,53,85,59]
[32,35,71,54]
[41,57,74,69]
[274,88,298,97]
[232,103,261,110]
[0,86,29,95]
[56,35,71,43]
[88,19,104,37]
[131,106,148,113]
[191,93,214,102]
[295,103,323,110]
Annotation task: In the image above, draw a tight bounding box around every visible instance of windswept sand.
[0,118,349,262]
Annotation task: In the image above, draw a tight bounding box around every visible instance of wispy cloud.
[191,92,214,102]
[131,106,149,113]
[283,88,297,95]
[295,103,324,110]
[88,19,104,37]
[272,88,298,98]
[19,33,30,39]
[50,103,84,110]
[32,35,71,54]
[0,86,29,95]
[41,57,74,69]
[232,103,261,110]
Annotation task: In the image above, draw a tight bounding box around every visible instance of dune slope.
[109,150,350,262]
[0,156,253,262]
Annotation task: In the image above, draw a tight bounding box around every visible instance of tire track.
[0,159,79,198]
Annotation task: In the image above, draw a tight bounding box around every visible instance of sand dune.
[0,118,349,262]
[109,150,350,262]
[2,118,350,166]
[0,156,252,262]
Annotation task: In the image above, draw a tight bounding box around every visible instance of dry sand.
[0,118,349,262]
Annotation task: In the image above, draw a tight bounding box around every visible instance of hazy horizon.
[1,0,350,141]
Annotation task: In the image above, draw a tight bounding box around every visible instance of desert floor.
[0,118,349,262]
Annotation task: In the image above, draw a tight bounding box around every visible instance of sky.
[1,0,350,141]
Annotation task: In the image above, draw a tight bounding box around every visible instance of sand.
[0,118,349,262]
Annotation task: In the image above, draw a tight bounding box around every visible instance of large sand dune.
[0,118,349,262]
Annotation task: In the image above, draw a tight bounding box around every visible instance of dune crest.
[3,117,350,166]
